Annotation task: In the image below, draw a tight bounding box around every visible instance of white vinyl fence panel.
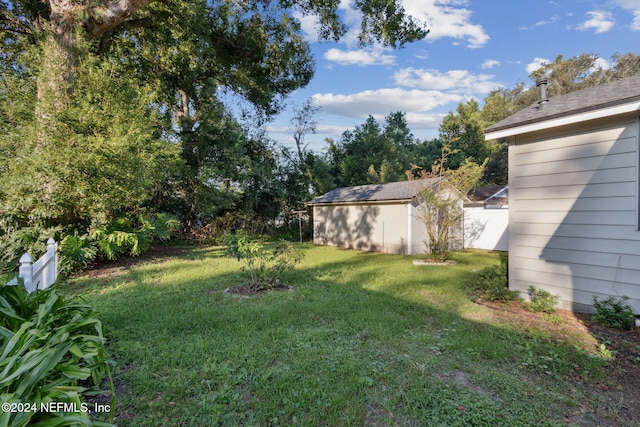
[463,207,508,251]
[6,238,58,293]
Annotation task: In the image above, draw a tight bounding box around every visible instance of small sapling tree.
[224,233,305,292]
[408,143,485,262]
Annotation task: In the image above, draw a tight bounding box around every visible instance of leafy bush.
[0,283,114,426]
[2,212,179,276]
[0,225,63,273]
[91,212,180,261]
[58,233,98,275]
[527,286,559,314]
[224,233,305,291]
[468,262,518,302]
[592,295,636,330]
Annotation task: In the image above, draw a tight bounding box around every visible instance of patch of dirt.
[223,282,294,297]
[476,300,640,425]
[78,246,194,280]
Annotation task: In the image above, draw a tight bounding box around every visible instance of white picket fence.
[6,238,58,293]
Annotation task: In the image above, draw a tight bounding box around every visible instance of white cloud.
[293,0,489,48]
[481,59,500,69]
[404,112,447,130]
[536,15,560,27]
[293,11,321,42]
[610,0,640,30]
[594,57,611,70]
[632,10,640,30]
[392,68,501,95]
[313,88,463,118]
[526,57,549,75]
[324,48,396,66]
[577,10,615,33]
[402,0,490,48]
[519,15,560,30]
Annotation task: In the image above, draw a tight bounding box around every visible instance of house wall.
[463,207,509,251]
[509,114,640,313]
[312,202,411,254]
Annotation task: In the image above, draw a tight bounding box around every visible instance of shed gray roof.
[307,178,442,205]
[485,75,640,135]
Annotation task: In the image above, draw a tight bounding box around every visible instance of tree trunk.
[36,0,161,110]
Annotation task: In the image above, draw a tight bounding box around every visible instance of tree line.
[0,0,638,270]
[0,0,428,269]
[297,52,640,193]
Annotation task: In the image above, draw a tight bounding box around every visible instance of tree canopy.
[0,0,430,268]
[1,0,638,272]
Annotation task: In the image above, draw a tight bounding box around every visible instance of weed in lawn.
[467,261,518,303]
[543,313,563,324]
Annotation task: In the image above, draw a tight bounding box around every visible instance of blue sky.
[265,0,640,153]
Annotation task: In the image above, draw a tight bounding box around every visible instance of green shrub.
[224,233,305,291]
[468,262,518,302]
[2,212,180,276]
[0,283,114,426]
[527,286,559,314]
[0,225,63,273]
[592,295,636,330]
[91,212,180,261]
[58,233,99,275]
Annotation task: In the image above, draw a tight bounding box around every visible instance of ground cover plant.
[592,295,636,331]
[68,245,639,426]
[0,283,114,427]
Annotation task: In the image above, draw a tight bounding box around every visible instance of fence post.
[18,253,34,293]
[45,238,58,289]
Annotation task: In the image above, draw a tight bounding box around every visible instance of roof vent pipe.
[536,77,549,105]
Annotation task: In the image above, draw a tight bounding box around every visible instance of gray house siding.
[509,114,640,312]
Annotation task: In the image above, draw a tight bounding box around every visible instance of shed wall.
[509,114,640,312]
[313,202,411,254]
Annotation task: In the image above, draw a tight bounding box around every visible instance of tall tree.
[328,112,416,187]
[2,0,428,110]
[439,99,488,170]
[289,97,319,164]
[1,0,429,233]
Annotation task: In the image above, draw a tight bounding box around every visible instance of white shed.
[307,178,463,255]
[484,75,640,313]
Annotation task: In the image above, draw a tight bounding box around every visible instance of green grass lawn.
[69,245,613,426]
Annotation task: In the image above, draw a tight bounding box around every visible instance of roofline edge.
[484,100,640,140]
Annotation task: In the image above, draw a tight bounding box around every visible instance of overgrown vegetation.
[410,155,485,262]
[0,283,114,427]
[527,286,559,314]
[592,295,636,330]
[468,260,518,302]
[1,212,179,275]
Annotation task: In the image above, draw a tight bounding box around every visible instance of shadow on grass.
[71,245,621,426]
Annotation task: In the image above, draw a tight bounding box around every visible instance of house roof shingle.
[466,185,508,203]
[307,178,442,205]
[485,75,640,135]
